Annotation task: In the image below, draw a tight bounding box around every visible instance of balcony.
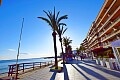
[96,0,116,29]
[101,30,120,42]
[88,36,98,47]
[99,16,120,38]
[98,5,120,32]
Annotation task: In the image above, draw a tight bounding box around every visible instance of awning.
[91,46,105,53]
[111,39,120,47]
[92,46,112,53]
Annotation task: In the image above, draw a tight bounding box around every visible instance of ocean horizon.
[0,57,55,74]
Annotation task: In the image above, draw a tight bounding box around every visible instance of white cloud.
[20,52,29,55]
[7,49,16,52]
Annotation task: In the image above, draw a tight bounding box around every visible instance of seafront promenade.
[17,58,120,80]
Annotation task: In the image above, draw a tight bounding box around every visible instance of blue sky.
[0,0,104,60]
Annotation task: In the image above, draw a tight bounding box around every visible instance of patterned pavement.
[18,59,120,80]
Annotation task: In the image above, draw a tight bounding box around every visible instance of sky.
[0,0,104,60]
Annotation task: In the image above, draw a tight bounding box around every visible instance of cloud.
[8,49,16,52]
[20,52,30,55]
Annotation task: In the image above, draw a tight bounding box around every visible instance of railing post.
[45,62,46,66]
[48,61,49,66]
[40,62,41,68]
[11,65,14,76]
[15,64,19,79]
[23,63,24,72]
[8,65,11,76]
[51,60,52,65]
[33,63,34,70]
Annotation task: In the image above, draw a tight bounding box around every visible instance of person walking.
[80,53,83,60]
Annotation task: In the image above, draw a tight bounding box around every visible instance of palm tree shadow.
[76,64,107,80]
[65,59,82,64]
[50,71,57,80]
[82,62,120,78]
[63,64,69,80]
[71,64,91,80]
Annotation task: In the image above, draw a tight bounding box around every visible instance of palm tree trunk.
[65,46,68,54]
[0,0,2,5]
[52,31,58,69]
[59,37,65,63]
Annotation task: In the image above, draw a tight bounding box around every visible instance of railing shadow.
[63,64,69,80]
[82,62,120,78]
[71,64,91,80]
[76,64,108,80]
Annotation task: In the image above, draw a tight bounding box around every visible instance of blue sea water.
[0,58,54,74]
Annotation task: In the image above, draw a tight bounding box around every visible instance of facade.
[81,0,120,59]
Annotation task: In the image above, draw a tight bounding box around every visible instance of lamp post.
[15,18,24,79]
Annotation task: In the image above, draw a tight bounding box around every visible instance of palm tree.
[63,37,72,54]
[76,47,80,56]
[79,45,86,53]
[0,0,2,5]
[57,25,67,63]
[38,8,68,69]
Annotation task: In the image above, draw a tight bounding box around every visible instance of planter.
[50,66,63,73]
[100,60,103,66]
[105,61,110,69]
[96,59,100,65]
[100,60,106,67]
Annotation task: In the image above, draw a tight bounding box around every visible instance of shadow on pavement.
[65,59,82,64]
[49,64,69,80]
[63,64,69,80]
[50,71,57,80]
[76,64,108,80]
[82,62,120,78]
[71,64,91,80]
[81,59,96,64]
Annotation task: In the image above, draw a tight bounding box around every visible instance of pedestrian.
[76,55,78,61]
[80,53,83,60]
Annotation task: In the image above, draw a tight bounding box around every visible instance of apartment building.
[81,0,120,58]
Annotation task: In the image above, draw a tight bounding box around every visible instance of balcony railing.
[101,30,120,42]
[98,6,120,32]
[99,16,120,38]
[96,0,117,29]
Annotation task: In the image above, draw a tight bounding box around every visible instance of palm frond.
[38,8,68,33]
[43,10,52,22]
[53,7,56,22]
[48,10,52,18]
[62,28,67,35]
[57,15,68,24]
[38,17,52,27]
[58,23,67,27]
[56,11,60,21]
[63,36,72,47]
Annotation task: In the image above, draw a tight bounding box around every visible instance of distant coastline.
[42,56,61,59]
[0,57,54,61]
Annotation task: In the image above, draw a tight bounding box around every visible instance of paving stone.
[18,59,120,80]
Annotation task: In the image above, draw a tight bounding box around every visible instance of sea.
[0,58,54,74]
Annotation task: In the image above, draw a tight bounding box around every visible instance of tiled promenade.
[18,59,120,80]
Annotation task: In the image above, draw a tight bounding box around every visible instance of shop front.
[111,39,120,70]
